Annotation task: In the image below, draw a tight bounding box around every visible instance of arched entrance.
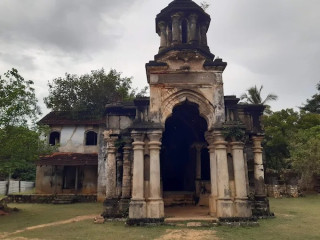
[161,101,210,205]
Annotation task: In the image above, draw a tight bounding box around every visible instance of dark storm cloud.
[0,0,140,53]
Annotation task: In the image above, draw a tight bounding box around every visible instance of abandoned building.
[36,0,271,222]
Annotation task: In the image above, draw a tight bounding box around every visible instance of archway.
[161,101,209,199]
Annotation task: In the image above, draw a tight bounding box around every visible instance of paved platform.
[164,206,217,223]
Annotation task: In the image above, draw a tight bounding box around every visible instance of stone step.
[163,191,195,206]
[52,200,73,204]
[52,195,76,204]
[165,217,217,223]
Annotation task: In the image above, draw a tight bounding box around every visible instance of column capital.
[147,130,162,142]
[188,13,198,22]
[171,11,184,20]
[131,131,145,142]
[252,136,264,153]
[252,136,264,144]
[205,131,214,144]
[213,131,228,149]
[148,131,162,151]
[230,141,244,150]
[158,21,167,30]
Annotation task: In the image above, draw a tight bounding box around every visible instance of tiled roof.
[37,152,98,166]
[38,111,105,125]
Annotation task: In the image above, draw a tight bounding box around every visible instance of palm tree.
[240,85,278,114]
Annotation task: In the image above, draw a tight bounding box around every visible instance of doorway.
[161,101,209,193]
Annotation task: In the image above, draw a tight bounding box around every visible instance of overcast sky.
[0,0,319,117]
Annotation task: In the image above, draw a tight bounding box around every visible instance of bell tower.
[146,0,227,130]
[156,0,212,57]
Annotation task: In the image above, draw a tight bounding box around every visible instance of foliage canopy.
[44,69,142,118]
[0,69,52,180]
[300,82,320,113]
[0,68,41,127]
[264,109,320,186]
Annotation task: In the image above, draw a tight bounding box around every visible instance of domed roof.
[156,0,210,23]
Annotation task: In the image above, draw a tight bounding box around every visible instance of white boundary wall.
[0,181,35,195]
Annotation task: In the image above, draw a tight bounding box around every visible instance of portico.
[101,0,271,223]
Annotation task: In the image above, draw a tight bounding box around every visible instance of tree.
[300,82,320,113]
[44,68,139,118]
[0,68,41,127]
[264,109,320,186]
[289,126,320,188]
[263,109,299,170]
[0,69,52,181]
[240,85,278,114]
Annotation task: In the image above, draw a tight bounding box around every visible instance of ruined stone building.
[37,0,270,222]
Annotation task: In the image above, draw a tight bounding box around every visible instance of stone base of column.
[129,199,147,219]
[234,198,252,217]
[208,195,217,216]
[252,195,274,218]
[216,198,233,218]
[119,198,130,216]
[147,199,164,218]
[102,198,122,218]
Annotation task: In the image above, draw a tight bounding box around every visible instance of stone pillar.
[200,22,208,46]
[193,143,203,197]
[167,25,172,46]
[129,131,147,219]
[102,131,120,218]
[252,136,265,197]
[214,131,233,218]
[188,14,198,44]
[147,130,164,219]
[116,153,123,198]
[158,21,167,50]
[171,12,182,44]
[121,140,132,199]
[231,141,252,217]
[105,134,118,199]
[205,132,217,217]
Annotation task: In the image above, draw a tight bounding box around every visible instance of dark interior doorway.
[161,101,208,192]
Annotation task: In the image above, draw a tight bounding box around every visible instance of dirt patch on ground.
[0,214,96,239]
[155,229,219,240]
[276,213,295,218]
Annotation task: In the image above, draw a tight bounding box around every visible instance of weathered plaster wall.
[36,165,97,195]
[147,52,225,129]
[82,166,98,194]
[57,125,100,153]
[35,166,63,194]
[107,116,133,130]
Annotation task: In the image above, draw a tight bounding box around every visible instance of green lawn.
[217,195,320,240]
[0,195,319,240]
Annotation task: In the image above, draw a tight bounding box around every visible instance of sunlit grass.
[0,195,319,240]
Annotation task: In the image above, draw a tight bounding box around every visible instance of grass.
[0,203,102,233]
[0,195,319,240]
[10,188,36,195]
[216,195,320,240]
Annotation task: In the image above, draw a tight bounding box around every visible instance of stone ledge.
[126,218,165,226]
[7,194,97,204]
